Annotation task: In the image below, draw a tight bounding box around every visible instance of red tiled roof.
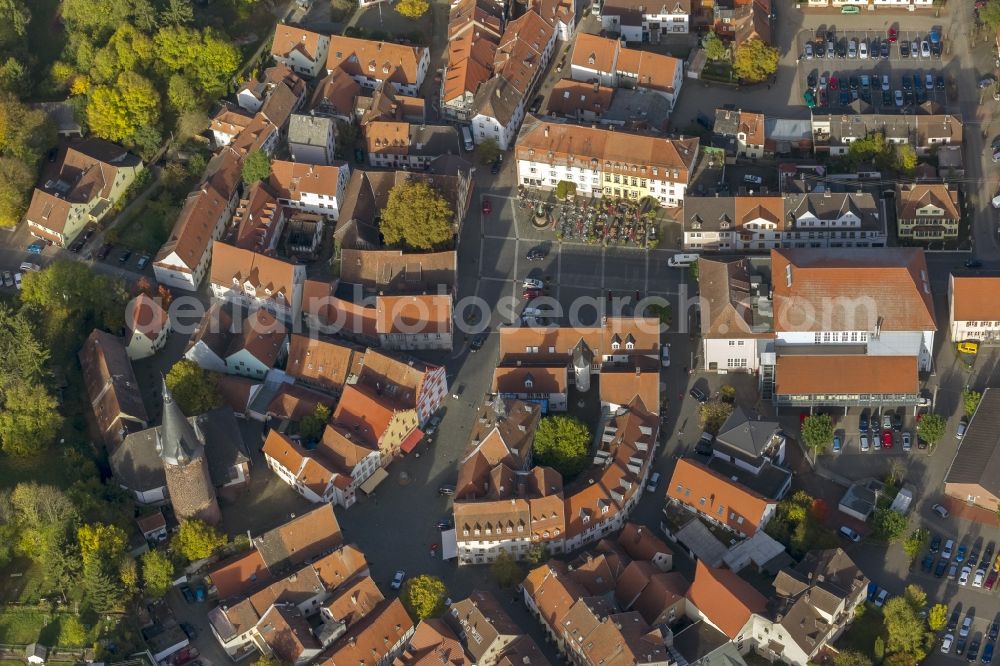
[686,561,767,639]
[666,458,772,537]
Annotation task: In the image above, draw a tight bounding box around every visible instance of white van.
[667,253,699,268]
[461,126,474,151]
[992,193,1000,209]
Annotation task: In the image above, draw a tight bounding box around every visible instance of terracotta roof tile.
[896,183,960,220]
[547,80,615,117]
[128,293,169,341]
[686,561,767,639]
[666,458,772,536]
[492,365,567,394]
[269,160,346,201]
[309,68,361,117]
[285,334,360,394]
[599,366,659,409]
[272,24,328,63]
[951,276,1000,322]
[571,32,618,73]
[209,550,271,600]
[211,242,301,312]
[376,294,453,335]
[225,307,287,367]
[316,598,413,666]
[774,355,919,396]
[340,248,456,293]
[395,618,470,666]
[327,36,427,89]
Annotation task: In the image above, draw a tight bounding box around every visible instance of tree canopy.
[491,551,524,588]
[833,651,873,666]
[172,519,227,562]
[473,138,500,166]
[963,389,982,417]
[396,0,430,18]
[883,595,931,662]
[165,359,223,415]
[298,404,331,443]
[902,528,929,562]
[732,38,778,82]
[916,413,946,447]
[703,32,728,61]
[401,575,447,620]
[927,603,948,631]
[141,549,175,598]
[981,0,1000,27]
[87,71,161,145]
[533,415,591,478]
[699,400,733,434]
[801,414,833,455]
[241,150,272,185]
[380,180,454,250]
[0,155,34,228]
[873,508,908,543]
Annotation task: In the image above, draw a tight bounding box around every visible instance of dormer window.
[625,341,634,350]
[611,341,620,350]
[524,377,534,389]
[588,54,596,65]
[232,277,239,286]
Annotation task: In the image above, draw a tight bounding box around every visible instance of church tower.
[158,378,221,525]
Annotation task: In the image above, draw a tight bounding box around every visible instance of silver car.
[848,39,857,58]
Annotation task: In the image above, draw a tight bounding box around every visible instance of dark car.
[118,250,132,264]
[957,636,969,658]
[937,75,946,90]
[984,642,994,665]
[808,72,818,88]
[989,622,999,642]
[526,248,547,261]
[950,608,962,632]
[840,89,850,105]
[880,41,890,58]
[922,554,935,571]
[893,411,903,431]
[470,333,486,352]
[529,95,544,113]
[81,228,94,242]
[871,413,880,432]
[901,40,910,57]
[490,156,502,174]
[931,534,942,552]
[180,623,197,640]
[96,243,113,260]
[967,259,984,269]
[435,519,453,530]
[882,90,892,106]
[932,41,942,57]
[689,387,708,402]
[969,637,982,662]
[903,76,912,91]
[859,409,869,433]
[849,76,859,91]
[137,255,150,270]
[438,485,456,496]
[69,240,85,253]
[180,586,196,603]
[935,560,948,577]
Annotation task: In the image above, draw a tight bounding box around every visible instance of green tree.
[167,74,200,113]
[380,179,454,250]
[0,156,34,228]
[902,528,929,562]
[903,584,927,612]
[0,93,56,163]
[141,549,175,598]
[57,616,88,647]
[0,58,26,93]
[299,403,331,442]
[699,399,733,434]
[77,523,128,568]
[395,0,430,17]
[981,0,1000,27]
[153,26,241,96]
[82,557,126,611]
[401,574,447,620]
[0,381,62,456]
[91,25,155,84]
[61,0,135,43]
[252,657,288,666]
[834,651,873,666]
[0,0,30,41]
[885,458,905,487]
[525,543,550,566]
[533,415,591,477]
[873,508,908,543]
[916,413,946,447]
[491,551,524,588]
[732,38,779,83]
[160,0,194,24]
[242,150,272,185]
[894,145,917,175]
[883,596,930,661]
[473,138,500,165]
[927,603,948,631]
[874,636,885,662]
[555,180,577,199]
[165,360,223,415]
[87,71,161,144]
[173,519,227,561]
[801,414,834,456]
[703,32,728,61]
[962,389,982,417]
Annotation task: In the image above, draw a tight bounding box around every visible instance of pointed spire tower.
[159,377,221,526]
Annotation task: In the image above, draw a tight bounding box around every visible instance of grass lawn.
[837,606,885,658]
[0,454,74,491]
[0,607,63,645]
[113,192,181,255]
[0,559,51,605]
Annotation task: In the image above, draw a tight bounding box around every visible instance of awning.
[440,529,458,561]
[359,467,388,494]
[399,428,424,454]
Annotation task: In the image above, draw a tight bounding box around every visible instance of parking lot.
[797,28,956,111]
[816,405,929,455]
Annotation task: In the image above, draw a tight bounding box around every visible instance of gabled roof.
[771,248,937,333]
[230,180,282,253]
[667,458,773,536]
[698,257,773,339]
[492,365,567,395]
[686,560,767,639]
[326,35,428,88]
[308,67,361,116]
[154,184,233,272]
[79,329,149,435]
[395,618,470,666]
[444,591,522,662]
[224,308,287,367]
[547,80,615,117]
[256,604,321,664]
[211,242,302,309]
[896,182,960,220]
[272,24,328,63]
[951,275,1000,322]
[315,598,413,665]
[571,32,618,73]
[254,503,343,576]
[945,388,1000,498]
[128,293,169,342]
[285,334,360,394]
[269,160,346,200]
[774,355,919,396]
[375,294,453,335]
[332,382,404,447]
[599,365,659,408]
[340,248,456,294]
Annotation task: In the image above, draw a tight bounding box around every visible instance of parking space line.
[484,234,517,241]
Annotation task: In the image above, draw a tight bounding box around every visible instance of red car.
[882,430,893,448]
[481,198,492,215]
[522,288,542,300]
[829,75,839,91]
[887,27,898,43]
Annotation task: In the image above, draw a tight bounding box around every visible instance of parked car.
[983,642,994,664]
[986,568,999,590]
[689,387,708,402]
[832,434,842,453]
[839,526,861,543]
[858,41,868,58]
[526,248,547,261]
[137,255,150,270]
[848,39,857,57]
[181,623,197,640]
[990,622,999,642]
[932,503,950,518]
[661,346,670,368]
[969,637,982,662]
[470,333,486,352]
[958,419,968,438]
[922,554,935,571]
[943,539,955,559]
[974,569,986,587]
[962,616,975,638]
[13,273,21,290]
[882,74,890,91]
[943,634,955,654]
[875,589,888,607]
[180,586,196,603]
[436,519,453,530]
[960,566,973,585]
[921,40,931,57]
[481,198,492,215]
[958,544,968,562]
[901,40,910,57]
[391,570,406,589]
[490,156,502,174]
[888,26,898,42]
[860,434,870,452]
[118,250,132,264]
[438,485,455,496]
[931,534,941,552]
[522,288,541,300]
[96,243,113,259]
[646,472,661,492]
[902,432,911,451]
[935,559,948,577]
[882,430,893,448]
[743,174,763,185]
[882,412,892,429]
[1,271,12,287]
[805,43,814,58]
[523,278,544,290]
[958,636,969,658]
[950,607,961,632]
